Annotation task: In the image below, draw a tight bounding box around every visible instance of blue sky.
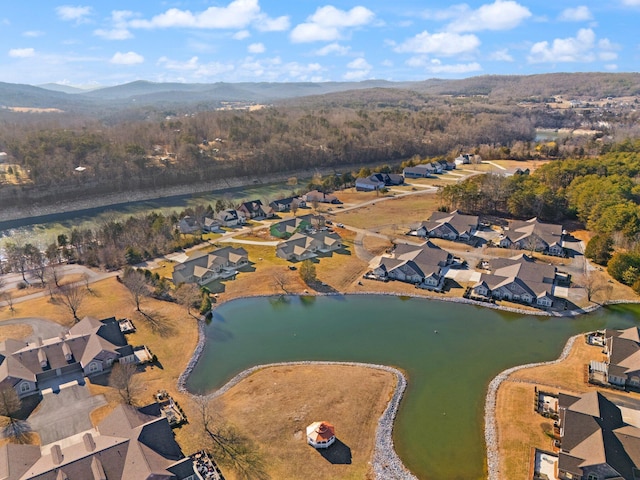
[1,1,638,86]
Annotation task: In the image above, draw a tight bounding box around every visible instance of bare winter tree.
[108,362,141,405]
[0,387,31,444]
[122,268,150,312]
[1,292,15,314]
[583,271,605,303]
[56,283,86,322]
[174,283,202,318]
[271,270,290,295]
[196,397,268,480]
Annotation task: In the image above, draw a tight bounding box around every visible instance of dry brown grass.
[202,364,397,480]
[332,192,440,230]
[0,323,33,341]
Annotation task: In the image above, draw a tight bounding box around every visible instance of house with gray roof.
[556,391,640,480]
[238,199,266,219]
[355,173,404,191]
[270,214,324,239]
[269,196,305,213]
[403,164,436,178]
[499,217,564,256]
[0,317,136,398]
[172,246,248,285]
[372,241,452,290]
[416,210,479,242]
[589,327,640,390]
[177,216,200,234]
[276,231,342,261]
[471,254,556,307]
[302,190,340,204]
[214,209,245,227]
[0,403,197,479]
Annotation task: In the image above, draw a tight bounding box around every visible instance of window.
[587,474,598,480]
[20,382,30,392]
[88,362,99,373]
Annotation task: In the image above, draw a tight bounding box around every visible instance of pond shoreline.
[175,292,640,479]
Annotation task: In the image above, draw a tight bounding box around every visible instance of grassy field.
[204,364,397,480]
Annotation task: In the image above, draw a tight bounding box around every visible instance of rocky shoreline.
[178,340,417,479]
[484,334,579,480]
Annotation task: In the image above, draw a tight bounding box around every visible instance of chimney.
[51,444,63,465]
[91,457,106,480]
[35,337,43,347]
[37,349,48,368]
[83,432,96,452]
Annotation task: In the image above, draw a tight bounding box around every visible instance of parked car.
[336,223,345,228]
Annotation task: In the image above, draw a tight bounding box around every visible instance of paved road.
[29,383,107,445]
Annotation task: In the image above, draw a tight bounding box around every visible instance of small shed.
[306,421,336,449]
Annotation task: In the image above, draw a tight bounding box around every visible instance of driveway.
[28,383,106,445]
[0,317,67,343]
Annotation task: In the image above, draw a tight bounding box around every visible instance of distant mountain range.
[3,73,639,117]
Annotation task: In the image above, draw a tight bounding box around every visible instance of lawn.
[332,191,441,230]
[205,364,397,480]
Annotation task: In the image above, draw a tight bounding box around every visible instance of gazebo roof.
[306,421,335,443]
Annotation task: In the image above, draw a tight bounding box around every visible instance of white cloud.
[527,28,596,63]
[248,42,265,53]
[426,59,482,74]
[110,51,144,65]
[621,0,640,5]
[437,1,531,32]
[22,30,44,38]
[314,43,350,56]
[128,0,286,32]
[489,49,514,61]
[290,5,374,43]
[94,28,132,40]
[158,56,199,70]
[558,6,592,22]
[420,4,468,21]
[605,64,618,70]
[344,57,371,80]
[233,30,251,40]
[56,5,92,23]
[8,48,35,58]
[395,31,480,56]
[253,14,290,32]
[94,10,135,40]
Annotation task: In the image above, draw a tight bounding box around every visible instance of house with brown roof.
[372,241,452,290]
[172,246,248,285]
[0,317,136,398]
[276,231,342,261]
[238,199,266,219]
[556,391,640,480]
[416,210,479,242]
[302,190,340,204]
[306,421,336,449]
[589,327,640,389]
[0,403,197,479]
[499,217,564,256]
[471,254,556,307]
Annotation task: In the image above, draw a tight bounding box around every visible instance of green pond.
[186,295,640,479]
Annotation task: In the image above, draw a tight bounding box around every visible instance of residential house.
[172,246,248,285]
[454,154,474,165]
[269,196,305,213]
[302,190,341,204]
[499,217,564,256]
[355,173,404,191]
[177,216,200,234]
[556,391,640,480]
[270,214,324,238]
[214,208,245,227]
[403,164,436,178]
[202,217,223,233]
[416,210,479,242]
[0,317,136,398]
[276,231,342,261]
[238,199,266,219]
[589,327,640,389]
[471,254,556,306]
[372,241,452,290]
[1,403,198,479]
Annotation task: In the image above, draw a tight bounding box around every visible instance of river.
[185,295,639,479]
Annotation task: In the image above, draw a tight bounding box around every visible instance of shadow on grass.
[14,394,41,420]
[138,311,176,337]
[316,439,352,464]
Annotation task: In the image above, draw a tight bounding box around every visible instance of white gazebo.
[306,421,336,449]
